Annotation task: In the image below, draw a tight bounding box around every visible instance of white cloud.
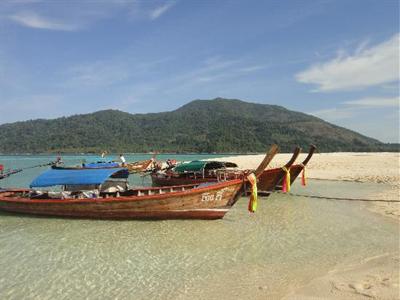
[9,11,79,31]
[149,1,176,20]
[239,65,267,73]
[311,106,400,143]
[311,96,400,121]
[3,1,177,31]
[344,96,399,107]
[176,58,270,85]
[67,60,130,86]
[64,55,173,88]
[310,107,357,120]
[296,34,400,92]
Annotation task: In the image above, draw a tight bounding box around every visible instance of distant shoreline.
[0,152,251,156]
[1,150,400,156]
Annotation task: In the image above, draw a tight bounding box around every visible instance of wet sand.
[212,152,400,299]
[283,253,400,300]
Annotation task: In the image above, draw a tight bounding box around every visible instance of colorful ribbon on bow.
[247,173,258,213]
[281,166,291,193]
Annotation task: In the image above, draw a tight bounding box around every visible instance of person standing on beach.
[119,154,126,166]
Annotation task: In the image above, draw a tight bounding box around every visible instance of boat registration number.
[201,188,230,202]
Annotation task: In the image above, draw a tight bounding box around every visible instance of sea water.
[0,155,398,299]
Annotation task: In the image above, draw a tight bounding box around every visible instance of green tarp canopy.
[173,160,238,173]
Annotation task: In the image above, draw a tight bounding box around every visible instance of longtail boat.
[125,153,157,173]
[256,147,301,194]
[150,146,303,195]
[125,159,155,173]
[275,145,316,191]
[0,145,278,220]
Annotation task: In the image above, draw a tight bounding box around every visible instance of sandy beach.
[212,152,400,299]
[215,152,399,184]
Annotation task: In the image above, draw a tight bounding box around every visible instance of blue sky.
[0,0,399,142]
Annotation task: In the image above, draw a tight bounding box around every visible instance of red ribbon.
[301,167,306,186]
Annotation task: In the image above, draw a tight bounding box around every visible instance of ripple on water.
[0,181,399,299]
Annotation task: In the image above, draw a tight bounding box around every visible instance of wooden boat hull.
[257,168,287,193]
[0,180,244,220]
[152,169,281,194]
[275,145,316,190]
[151,174,219,186]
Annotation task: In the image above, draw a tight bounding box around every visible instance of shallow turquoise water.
[0,156,398,299]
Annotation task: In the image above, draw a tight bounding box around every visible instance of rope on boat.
[280,192,400,203]
[305,177,382,183]
[20,162,56,170]
[0,162,56,181]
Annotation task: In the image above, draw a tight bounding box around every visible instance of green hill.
[0,98,395,153]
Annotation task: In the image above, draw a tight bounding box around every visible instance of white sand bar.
[212,152,400,184]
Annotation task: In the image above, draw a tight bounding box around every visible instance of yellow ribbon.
[281,166,291,193]
[247,173,258,213]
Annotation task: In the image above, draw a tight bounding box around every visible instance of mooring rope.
[306,177,368,183]
[20,162,55,170]
[0,162,55,181]
[278,192,400,203]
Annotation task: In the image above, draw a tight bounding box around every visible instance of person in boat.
[119,154,126,167]
[0,164,3,175]
[49,153,64,167]
[101,151,108,159]
[54,154,63,166]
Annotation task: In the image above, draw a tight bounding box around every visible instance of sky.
[0,0,399,142]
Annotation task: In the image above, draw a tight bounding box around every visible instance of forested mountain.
[0,98,395,153]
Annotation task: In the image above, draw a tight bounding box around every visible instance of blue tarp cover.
[30,168,127,188]
[83,162,120,168]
